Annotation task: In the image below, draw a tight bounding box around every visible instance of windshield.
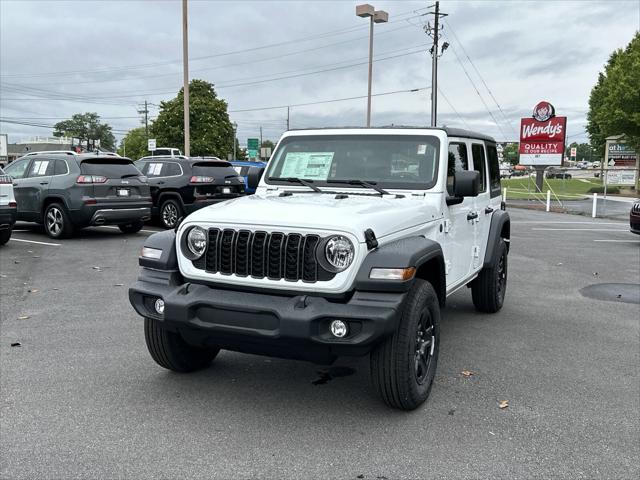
[265,134,440,189]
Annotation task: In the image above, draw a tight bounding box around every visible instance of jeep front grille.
[193,228,324,282]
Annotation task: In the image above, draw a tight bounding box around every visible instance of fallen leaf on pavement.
[461,370,474,377]
[10,342,21,347]
[28,289,39,293]
[498,400,509,409]
[18,315,30,320]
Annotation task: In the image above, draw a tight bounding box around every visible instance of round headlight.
[324,235,354,272]
[187,226,207,258]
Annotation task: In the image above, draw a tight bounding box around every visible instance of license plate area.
[117,189,130,197]
[222,187,231,194]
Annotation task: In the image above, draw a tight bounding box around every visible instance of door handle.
[467,211,478,221]
[40,181,49,185]
[157,181,165,185]
[485,206,494,214]
[13,183,18,186]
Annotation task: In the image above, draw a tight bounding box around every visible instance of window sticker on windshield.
[280,152,334,180]
[417,144,427,155]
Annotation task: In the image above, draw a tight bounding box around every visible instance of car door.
[444,139,476,288]
[4,158,33,220]
[470,142,491,271]
[141,161,168,207]
[20,157,55,220]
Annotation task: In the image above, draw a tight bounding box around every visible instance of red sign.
[519,103,567,166]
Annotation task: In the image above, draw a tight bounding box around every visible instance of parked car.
[577,161,589,169]
[150,148,182,157]
[135,156,246,229]
[230,160,268,193]
[3,153,151,238]
[0,166,17,245]
[546,168,572,179]
[630,202,640,235]
[592,161,601,169]
[129,126,511,410]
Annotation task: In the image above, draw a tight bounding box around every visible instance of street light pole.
[426,2,448,127]
[182,0,190,157]
[356,4,388,127]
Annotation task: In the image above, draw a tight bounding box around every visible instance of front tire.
[370,279,441,410]
[144,317,219,372]
[471,239,508,313]
[159,199,182,229]
[0,227,11,246]
[118,221,144,234]
[43,203,74,239]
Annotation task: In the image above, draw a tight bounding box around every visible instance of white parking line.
[515,221,625,225]
[95,225,161,234]
[531,228,629,232]
[9,238,60,246]
[593,239,640,243]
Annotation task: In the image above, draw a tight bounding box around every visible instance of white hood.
[183,191,442,241]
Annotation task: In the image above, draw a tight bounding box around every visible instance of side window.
[471,144,487,193]
[28,159,54,177]
[54,159,69,175]
[163,162,182,176]
[5,159,31,179]
[145,162,164,176]
[486,145,501,197]
[447,142,468,195]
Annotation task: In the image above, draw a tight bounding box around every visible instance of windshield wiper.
[326,179,389,195]
[268,177,322,193]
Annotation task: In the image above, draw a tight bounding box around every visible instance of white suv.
[0,166,17,245]
[129,127,510,410]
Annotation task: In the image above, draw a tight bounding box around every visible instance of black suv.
[135,156,245,229]
[4,153,151,238]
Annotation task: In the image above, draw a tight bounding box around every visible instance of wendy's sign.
[519,101,567,166]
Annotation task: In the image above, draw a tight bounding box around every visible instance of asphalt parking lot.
[1,209,639,480]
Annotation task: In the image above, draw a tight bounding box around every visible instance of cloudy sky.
[1,0,639,149]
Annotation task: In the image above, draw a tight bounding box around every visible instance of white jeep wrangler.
[129,127,510,410]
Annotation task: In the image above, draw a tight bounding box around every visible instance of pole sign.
[148,138,157,151]
[247,138,259,159]
[0,134,7,160]
[518,101,567,166]
[570,147,577,158]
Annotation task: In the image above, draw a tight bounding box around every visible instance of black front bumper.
[0,204,17,228]
[129,268,405,364]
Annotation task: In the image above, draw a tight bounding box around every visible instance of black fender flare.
[139,229,179,270]
[483,210,510,268]
[42,195,71,213]
[354,236,446,306]
[157,191,185,210]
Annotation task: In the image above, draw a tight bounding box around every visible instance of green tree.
[53,112,116,150]
[502,142,519,165]
[151,79,234,157]
[564,142,596,162]
[118,127,148,160]
[587,33,640,153]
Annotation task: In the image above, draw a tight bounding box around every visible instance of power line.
[443,20,518,138]
[445,42,507,139]
[0,46,428,103]
[437,87,471,130]
[1,8,429,80]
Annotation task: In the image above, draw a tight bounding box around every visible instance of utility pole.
[260,126,263,147]
[182,0,190,156]
[425,2,448,127]
[138,100,149,139]
[286,106,290,130]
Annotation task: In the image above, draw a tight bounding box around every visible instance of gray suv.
[4,153,151,238]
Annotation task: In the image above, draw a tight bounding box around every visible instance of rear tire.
[144,317,219,372]
[118,221,144,234]
[43,203,74,239]
[159,198,182,229]
[471,239,508,313]
[370,279,441,410]
[0,227,11,246]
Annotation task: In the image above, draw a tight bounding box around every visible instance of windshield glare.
[266,134,440,189]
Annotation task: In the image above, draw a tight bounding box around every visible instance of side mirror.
[453,170,480,198]
[247,166,265,190]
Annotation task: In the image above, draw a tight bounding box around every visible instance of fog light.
[330,320,348,338]
[154,298,165,315]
